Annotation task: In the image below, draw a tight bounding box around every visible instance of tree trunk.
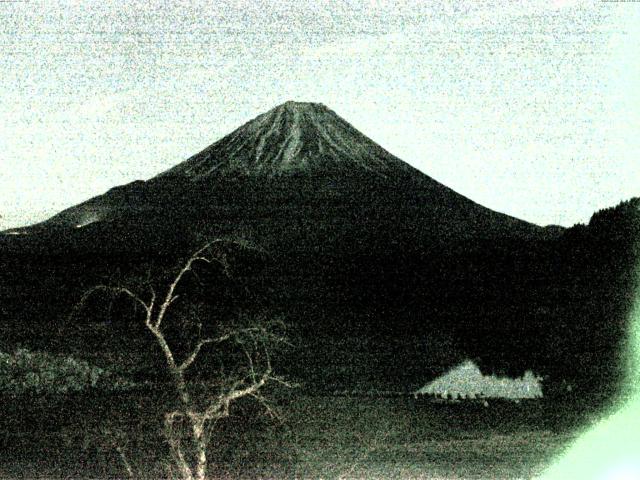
[193,419,208,480]
[165,412,194,480]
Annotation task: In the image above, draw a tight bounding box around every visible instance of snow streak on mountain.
[158,101,412,179]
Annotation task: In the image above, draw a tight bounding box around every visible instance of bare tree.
[76,239,290,480]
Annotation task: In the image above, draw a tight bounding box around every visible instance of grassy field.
[0,385,588,479]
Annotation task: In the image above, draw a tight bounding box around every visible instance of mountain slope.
[5,101,543,250]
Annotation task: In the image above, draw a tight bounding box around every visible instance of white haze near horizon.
[0,0,638,230]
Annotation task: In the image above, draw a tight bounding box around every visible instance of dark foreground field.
[0,386,590,479]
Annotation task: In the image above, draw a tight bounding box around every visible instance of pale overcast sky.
[1,0,639,229]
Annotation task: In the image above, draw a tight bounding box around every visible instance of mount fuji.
[6,101,544,251]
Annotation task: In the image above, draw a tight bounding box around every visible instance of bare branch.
[177,323,279,373]
[148,286,157,309]
[73,285,152,321]
[269,374,298,389]
[155,240,228,329]
[249,391,283,422]
[178,338,216,372]
[219,356,273,410]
